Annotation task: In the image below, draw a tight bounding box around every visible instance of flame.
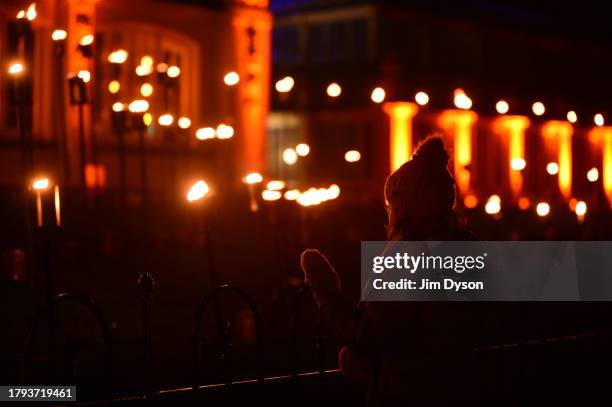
[187,180,209,202]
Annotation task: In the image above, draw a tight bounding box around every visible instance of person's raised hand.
[300,248,341,306]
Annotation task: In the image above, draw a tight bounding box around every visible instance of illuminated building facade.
[0,0,271,205]
[269,1,612,213]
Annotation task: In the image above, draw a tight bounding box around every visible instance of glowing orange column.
[492,116,530,198]
[382,102,418,172]
[231,2,272,174]
[66,0,96,186]
[438,110,478,197]
[541,121,574,199]
[589,126,612,207]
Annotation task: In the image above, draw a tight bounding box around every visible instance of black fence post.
[23,293,113,403]
[138,272,155,399]
[192,284,263,391]
[288,285,327,377]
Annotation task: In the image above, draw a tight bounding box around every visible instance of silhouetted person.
[301,136,482,405]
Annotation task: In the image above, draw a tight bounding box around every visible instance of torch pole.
[77,102,87,195]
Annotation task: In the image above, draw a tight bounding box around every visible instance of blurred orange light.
[344,150,361,163]
[283,148,298,165]
[32,178,50,190]
[518,197,530,210]
[532,102,545,116]
[196,127,216,140]
[158,114,174,126]
[8,63,24,76]
[108,50,128,64]
[224,71,240,86]
[275,76,294,93]
[415,91,429,106]
[267,180,285,191]
[567,111,578,123]
[26,3,37,21]
[167,66,180,78]
[80,34,94,46]
[262,190,282,201]
[536,202,550,217]
[326,82,341,98]
[187,180,209,202]
[178,117,191,129]
[463,194,478,209]
[244,172,263,184]
[496,100,509,114]
[216,124,234,139]
[140,83,153,97]
[371,87,386,103]
[108,80,120,94]
[52,29,67,41]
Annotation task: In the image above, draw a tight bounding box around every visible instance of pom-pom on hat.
[384,135,456,223]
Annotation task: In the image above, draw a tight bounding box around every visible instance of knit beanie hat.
[384,135,456,223]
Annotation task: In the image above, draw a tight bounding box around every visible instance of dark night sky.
[270,0,612,52]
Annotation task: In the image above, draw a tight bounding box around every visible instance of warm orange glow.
[187,180,210,202]
[532,102,545,116]
[296,143,310,156]
[267,180,285,191]
[546,162,559,175]
[275,76,294,93]
[26,3,37,21]
[510,158,526,171]
[587,167,599,182]
[244,172,263,184]
[415,91,429,106]
[344,150,361,163]
[216,124,234,139]
[453,88,472,110]
[17,10,25,19]
[52,29,67,41]
[135,65,153,76]
[518,197,530,210]
[575,200,587,216]
[283,148,298,165]
[542,121,574,199]
[589,127,612,207]
[156,63,168,73]
[158,114,174,126]
[383,102,419,171]
[32,178,50,190]
[485,195,501,215]
[496,100,509,114]
[178,117,191,129]
[79,34,94,46]
[438,110,478,197]
[128,99,149,113]
[167,65,181,78]
[371,87,386,103]
[224,71,240,86]
[284,189,300,200]
[77,70,91,83]
[196,127,216,140]
[140,55,153,67]
[140,83,153,97]
[8,63,24,76]
[262,190,282,201]
[143,113,153,126]
[54,185,61,226]
[326,82,342,97]
[536,202,550,217]
[108,80,120,94]
[108,49,128,64]
[463,194,478,209]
